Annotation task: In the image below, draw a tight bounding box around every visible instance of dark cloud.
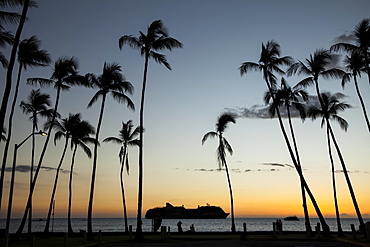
[5,165,70,174]
[327,54,344,70]
[332,33,356,44]
[263,163,294,169]
[335,170,368,174]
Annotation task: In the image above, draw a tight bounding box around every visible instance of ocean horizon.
[1,217,368,234]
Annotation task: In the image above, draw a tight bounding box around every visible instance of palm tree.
[19,89,53,234]
[264,78,312,235]
[202,113,236,233]
[0,35,50,212]
[239,40,331,237]
[308,92,365,236]
[1,128,6,142]
[43,113,81,234]
[0,0,36,139]
[15,56,88,236]
[342,50,370,132]
[86,62,134,238]
[103,120,140,233]
[0,27,14,67]
[67,115,96,234]
[119,19,183,238]
[330,18,370,84]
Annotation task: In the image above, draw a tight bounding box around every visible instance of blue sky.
[0,0,369,219]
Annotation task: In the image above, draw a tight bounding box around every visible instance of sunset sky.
[0,0,369,222]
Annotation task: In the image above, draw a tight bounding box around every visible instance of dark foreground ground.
[2,231,369,247]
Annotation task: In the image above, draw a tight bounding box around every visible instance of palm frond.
[119,35,142,51]
[103,136,122,144]
[239,62,260,76]
[110,91,135,111]
[223,138,233,155]
[201,131,217,144]
[150,51,171,70]
[87,91,103,108]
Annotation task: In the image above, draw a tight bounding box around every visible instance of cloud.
[334,170,368,174]
[332,33,356,44]
[5,165,70,174]
[263,163,294,169]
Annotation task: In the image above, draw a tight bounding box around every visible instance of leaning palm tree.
[308,92,365,236]
[330,18,370,84]
[264,78,312,235]
[19,89,53,234]
[0,35,50,212]
[202,113,236,233]
[239,40,331,237]
[15,56,88,236]
[86,62,134,238]
[67,116,96,235]
[103,120,140,233]
[0,0,37,139]
[119,19,183,238]
[43,113,82,234]
[342,50,370,132]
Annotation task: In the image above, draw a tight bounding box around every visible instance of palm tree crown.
[119,20,183,70]
[18,35,51,70]
[308,92,351,131]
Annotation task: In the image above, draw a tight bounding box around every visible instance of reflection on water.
[0,218,368,233]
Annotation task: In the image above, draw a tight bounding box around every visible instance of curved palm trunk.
[363,51,370,84]
[353,75,370,132]
[265,80,330,237]
[328,124,366,237]
[0,64,23,210]
[15,86,61,236]
[136,53,149,239]
[326,123,344,236]
[87,93,106,238]
[120,145,128,233]
[44,138,69,234]
[286,107,311,236]
[68,145,77,234]
[0,0,29,136]
[222,157,236,232]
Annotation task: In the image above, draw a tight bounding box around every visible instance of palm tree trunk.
[136,53,149,239]
[44,138,69,234]
[265,80,330,237]
[87,94,106,238]
[223,159,236,233]
[15,86,61,236]
[353,75,370,132]
[363,51,370,84]
[0,64,23,210]
[28,121,36,236]
[326,123,344,236]
[328,124,366,237]
[287,107,311,236]
[120,146,128,233]
[0,0,30,136]
[68,145,77,234]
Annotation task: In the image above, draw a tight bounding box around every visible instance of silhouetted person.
[177,221,183,233]
[190,224,195,232]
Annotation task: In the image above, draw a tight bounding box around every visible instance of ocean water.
[1,217,368,233]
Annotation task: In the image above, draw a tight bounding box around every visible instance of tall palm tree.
[67,115,96,234]
[15,56,88,236]
[202,113,236,233]
[103,120,140,233]
[264,78,312,235]
[239,40,331,237]
[308,92,365,236]
[86,62,134,238]
[0,0,36,138]
[0,35,50,212]
[43,113,81,234]
[342,50,370,132]
[119,19,182,238]
[19,89,53,234]
[330,18,370,84]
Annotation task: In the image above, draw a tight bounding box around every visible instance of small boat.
[284,216,299,221]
